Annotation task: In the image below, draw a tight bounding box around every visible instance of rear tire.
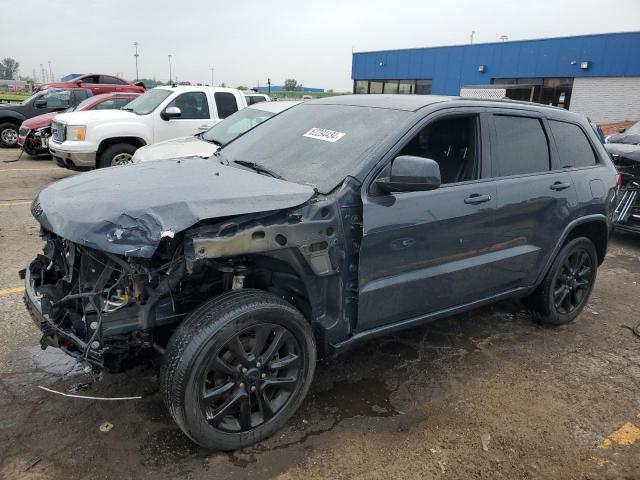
[97,143,137,168]
[161,289,316,450]
[0,122,19,148]
[524,237,597,325]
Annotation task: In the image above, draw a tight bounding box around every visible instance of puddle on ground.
[26,345,83,377]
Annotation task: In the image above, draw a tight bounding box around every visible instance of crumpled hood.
[22,112,58,130]
[133,135,217,163]
[33,157,315,257]
[605,142,640,162]
[607,132,640,146]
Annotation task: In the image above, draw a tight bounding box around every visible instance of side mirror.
[618,127,627,134]
[161,106,182,120]
[34,98,47,108]
[375,155,441,193]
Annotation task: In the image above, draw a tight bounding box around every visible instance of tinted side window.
[548,120,597,168]
[100,75,126,85]
[114,97,134,108]
[492,115,549,177]
[80,75,99,84]
[215,92,239,119]
[167,92,210,119]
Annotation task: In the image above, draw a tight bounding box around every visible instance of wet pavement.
[1,148,640,479]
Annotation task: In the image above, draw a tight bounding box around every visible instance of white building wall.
[569,77,640,124]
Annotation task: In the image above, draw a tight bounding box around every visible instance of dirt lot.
[1,147,639,480]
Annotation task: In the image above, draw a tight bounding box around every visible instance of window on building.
[355,80,369,94]
[398,115,479,184]
[548,120,597,168]
[490,77,574,109]
[398,80,415,94]
[491,115,550,177]
[369,81,383,94]
[168,92,210,119]
[214,92,238,119]
[383,80,399,94]
[415,80,432,95]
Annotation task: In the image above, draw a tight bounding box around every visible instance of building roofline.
[353,30,640,55]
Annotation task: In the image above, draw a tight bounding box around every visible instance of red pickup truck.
[37,74,145,95]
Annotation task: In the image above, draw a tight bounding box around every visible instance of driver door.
[152,91,215,143]
[357,109,500,331]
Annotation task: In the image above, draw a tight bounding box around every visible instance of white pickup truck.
[48,86,248,169]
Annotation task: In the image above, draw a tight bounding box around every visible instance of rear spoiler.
[134,81,146,89]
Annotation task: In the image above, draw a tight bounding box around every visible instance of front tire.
[161,289,316,450]
[0,122,19,148]
[97,143,137,168]
[524,237,598,325]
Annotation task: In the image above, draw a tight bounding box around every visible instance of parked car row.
[23,94,617,451]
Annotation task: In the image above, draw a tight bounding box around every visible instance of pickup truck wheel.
[161,289,316,450]
[0,123,19,148]
[97,143,137,168]
[524,237,597,325]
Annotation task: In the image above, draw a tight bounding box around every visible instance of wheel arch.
[96,136,147,159]
[536,215,609,287]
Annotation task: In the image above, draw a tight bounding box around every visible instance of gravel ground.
[1,148,639,480]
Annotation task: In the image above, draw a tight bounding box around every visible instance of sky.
[2,0,639,91]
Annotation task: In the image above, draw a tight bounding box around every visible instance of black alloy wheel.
[161,289,316,450]
[552,247,594,315]
[199,323,302,432]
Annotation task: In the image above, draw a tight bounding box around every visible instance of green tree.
[284,79,298,91]
[236,85,248,91]
[0,58,20,80]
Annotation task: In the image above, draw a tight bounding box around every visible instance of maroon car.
[37,74,145,95]
[18,92,140,155]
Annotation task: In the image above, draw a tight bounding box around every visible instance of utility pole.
[133,42,140,82]
[267,77,271,95]
[210,67,214,86]
[168,54,173,84]
[48,61,53,81]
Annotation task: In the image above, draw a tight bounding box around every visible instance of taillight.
[615,173,622,190]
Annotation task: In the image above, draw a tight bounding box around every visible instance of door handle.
[550,181,571,191]
[464,193,492,205]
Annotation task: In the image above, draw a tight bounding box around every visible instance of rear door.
[488,110,578,290]
[357,108,501,331]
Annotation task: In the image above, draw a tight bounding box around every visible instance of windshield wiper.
[233,160,283,180]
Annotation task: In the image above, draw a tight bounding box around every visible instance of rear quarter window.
[215,92,239,119]
[548,120,598,168]
[492,115,550,177]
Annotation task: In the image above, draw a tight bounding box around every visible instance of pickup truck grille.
[51,121,66,143]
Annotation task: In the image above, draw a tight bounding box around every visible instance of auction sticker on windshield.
[303,127,345,143]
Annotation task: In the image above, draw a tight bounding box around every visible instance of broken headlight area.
[612,156,640,234]
[25,231,190,372]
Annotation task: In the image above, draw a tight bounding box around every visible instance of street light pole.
[168,54,173,84]
[133,42,139,82]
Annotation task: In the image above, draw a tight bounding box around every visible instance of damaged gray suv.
[24,95,617,450]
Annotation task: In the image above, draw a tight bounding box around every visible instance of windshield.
[122,89,172,115]
[72,95,100,112]
[202,107,275,145]
[219,104,411,193]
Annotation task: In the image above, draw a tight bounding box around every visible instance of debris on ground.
[481,433,491,451]
[99,422,114,433]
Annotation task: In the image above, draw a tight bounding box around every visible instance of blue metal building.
[351,31,640,123]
